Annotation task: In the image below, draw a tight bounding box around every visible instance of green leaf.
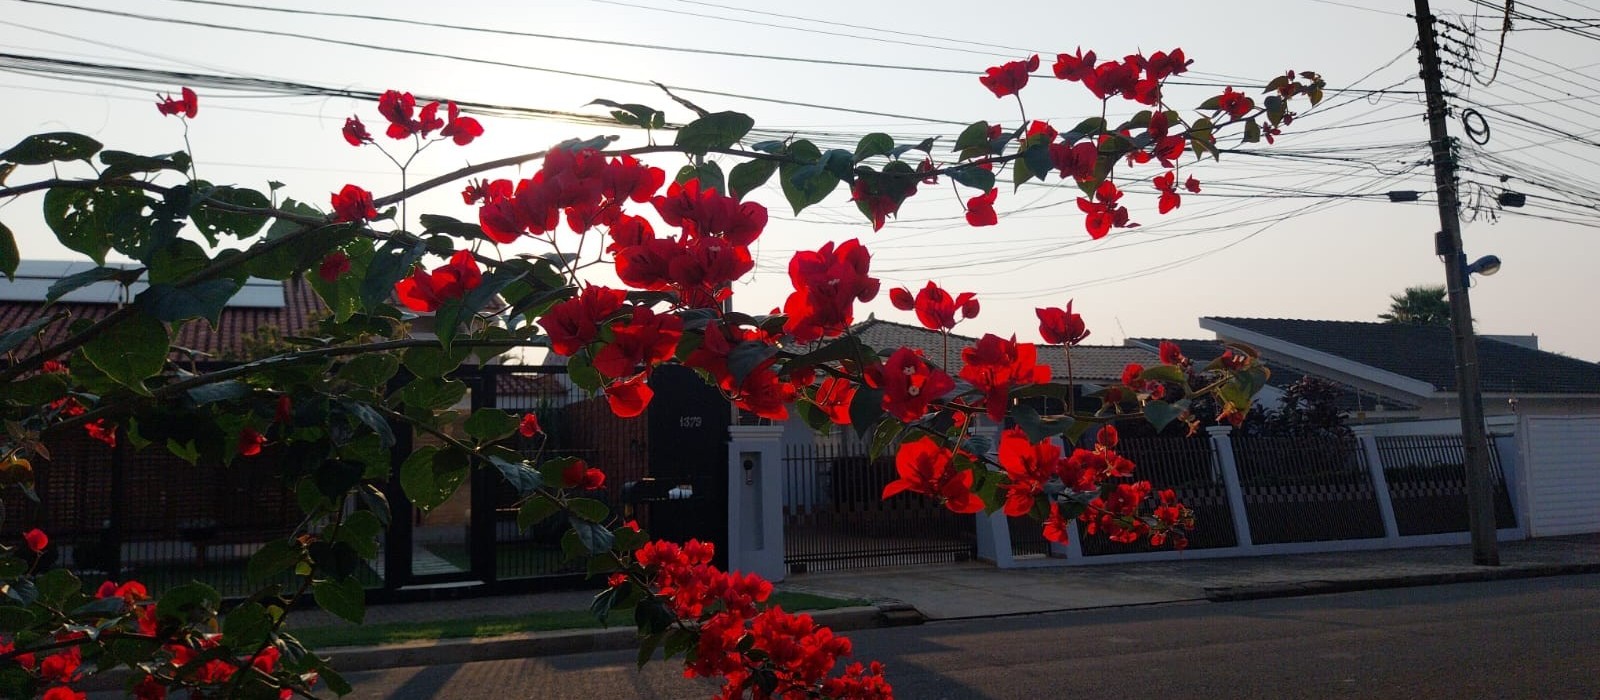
[82,312,169,396]
[361,239,425,311]
[570,517,615,555]
[674,111,754,155]
[43,187,114,265]
[1012,152,1033,192]
[243,198,337,281]
[464,408,519,443]
[190,184,271,240]
[0,221,17,281]
[402,344,470,378]
[853,133,894,162]
[517,495,560,532]
[849,386,884,438]
[586,99,664,128]
[1138,364,1188,385]
[166,438,200,465]
[99,150,191,180]
[1243,119,1261,144]
[340,399,395,449]
[3,373,68,406]
[0,557,27,579]
[953,121,992,153]
[45,265,130,304]
[818,149,855,181]
[314,459,365,503]
[727,341,779,387]
[312,577,365,624]
[0,605,36,633]
[1143,400,1182,432]
[948,166,995,191]
[186,380,251,405]
[222,602,273,648]
[336,510,383,559]
[248,539,305,583]
[568,497,609,523]
[419,214,490,240]
[489,455,543,497]
[400,446,469,512]
[338,353,400,388]
[135,279,241,325]
[868,418,901,460]
[397,377,467,411]
[156,581,221,623]
[0,315,58,356]
[674,161,725,195]
[779,140,838,215]
[728,159,777,201]
[1,132,102,164]
[309,240,373,324]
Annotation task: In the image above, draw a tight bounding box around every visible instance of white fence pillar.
[727,425,786,581]
[1352,425,1401,542]
[1206,425,1254,549]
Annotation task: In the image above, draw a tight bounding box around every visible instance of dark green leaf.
[570,518,615,554]
[156,581,221,623]
[948,166,995,191]
[338,353,400,388]
[853,133,894,162]
[247,539,305,583]
[779,140,838,215]
[1143,400,1182,432]
[45,265,129,304]
[750,140,786,153]
[890,136,937,158]
[868,418,901,460]
[2,374,68,406]
[0,605,36,633]
[361,239,425,311]
[186,380,251,405]
[1138,364,1188,385]
[818,149,855,181]
[464,408,519,443]
[674,161,725,195]
[340,399,395,449]
[99,150,190,180]
[419,214,490,240]
[568,497,609,523]
[190,185,271,240]
[400,446,469,512]
[849,386,884,438]
[0,221,16,281]
[674,111,755,155]
[1,132,102,164]
[314,459,364,503]
[397,377,467,411]
[43,187,114,265]
[728,159,777,200]
[516,495,560,532]
[82,312,169,396]
[402,344,470,378]
[336,510,383,559]
[727,341,779,387]
[0,315,59,356]
[586,99,663,128]
[636,631,664,668]
[953,121,992,153]
[134,279,241,325]
[222,602,272,648]
[312,577,365,624]
[489,454,543,497]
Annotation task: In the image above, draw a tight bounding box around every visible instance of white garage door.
[1523,415,1600,537]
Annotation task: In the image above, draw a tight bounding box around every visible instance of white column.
[1352,425,1401,542]
[1206,425,1254,550]
[727,425,786,581]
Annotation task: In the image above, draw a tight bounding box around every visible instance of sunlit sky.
[4,0,1597,361]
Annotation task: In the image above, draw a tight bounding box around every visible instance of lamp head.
[1466,254,1502,277]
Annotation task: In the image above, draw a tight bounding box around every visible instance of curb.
[1203,562,1600,602]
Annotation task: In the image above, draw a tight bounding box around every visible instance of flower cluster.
[632,539,891,699]
[889,282,979,332]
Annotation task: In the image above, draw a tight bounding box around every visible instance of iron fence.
[1374,434,1518,535]
[1230,435,1386,544]
[783,441,974,573]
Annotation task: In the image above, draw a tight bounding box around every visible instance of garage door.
[1523,415,1600,537]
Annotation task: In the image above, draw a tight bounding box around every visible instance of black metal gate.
[782,441,975,573]
[1231,435,1387,544]
[1374,434,1517,535]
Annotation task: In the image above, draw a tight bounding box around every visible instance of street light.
[1465,254,1501,277]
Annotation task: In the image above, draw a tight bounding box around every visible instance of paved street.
[339,573,1600,699]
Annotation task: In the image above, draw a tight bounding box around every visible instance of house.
[1125,337,1419,420]
[1197,317,1600,419]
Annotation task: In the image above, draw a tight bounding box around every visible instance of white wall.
[1521,415,1600,537]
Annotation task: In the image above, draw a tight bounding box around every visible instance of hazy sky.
[3,0,1597,361]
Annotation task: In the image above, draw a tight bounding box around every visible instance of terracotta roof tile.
[846,317,1155,383]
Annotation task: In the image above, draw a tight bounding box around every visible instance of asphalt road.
[341,574,1600,699]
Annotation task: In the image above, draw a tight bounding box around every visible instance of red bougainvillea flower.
[864,347,955,422]
[1153,170,1182,214]
[979,55,1040,98]
[602,155,666,204]
[41,360,67,374]
[41,686,84,700]
[1185,174,1202,194]
[1145,48,1192,81]
[155,87,198,118]
[23,528,47,554]
[965,188,999,227]
[342,116,372,146]
[237,427,265,457]
[276,394,293,424]
[95,580,150,605]
[592,306,685,379]
[439,102,484,145]
[1036,299,1090,346]
[1159,340,1187,366]
[1043,503,1072,544]
[330,184,378,223]
[882,436,982,513]
[890,281,978,332]
[960,334,1052,422]
[318,251,351,283]
[651,178,769,245]
[998,428,1064,517]
[813,376,857,425]
[538,284,628,356]
[84,420,116,447]
[782,239,879,343]
[604,372,654,418]
[1216,87,1255,118]
[378,90,418,138]
[461,178,513,206]
[393,250,482,312]
[1076,179,1134,239]
[518,413,543,438]
[561,459,606,490]
[1052,48,1097,83]
[849,173,919,232]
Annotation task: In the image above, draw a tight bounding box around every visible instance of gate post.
[727,425,785,581]
[1352,425,1401,542]
[1207,425,1254,550]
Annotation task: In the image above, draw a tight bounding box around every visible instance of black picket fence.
[1230,436,1388,544]
[782,441,975,573]
[1375,434,1517,535]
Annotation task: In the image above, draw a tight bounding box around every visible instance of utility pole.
[1413,0,1500,566]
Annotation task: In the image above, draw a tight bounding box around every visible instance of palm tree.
[1379,285,1451,325]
